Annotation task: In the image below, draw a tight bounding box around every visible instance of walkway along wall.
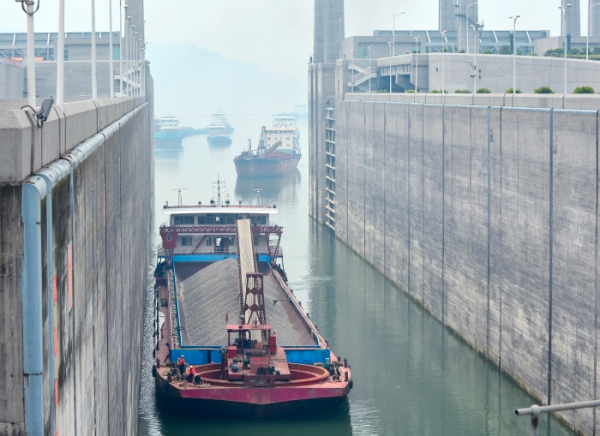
[0,96,152,435]
[334,99,600,435]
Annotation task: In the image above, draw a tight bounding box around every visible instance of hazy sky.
[0,0,581,81]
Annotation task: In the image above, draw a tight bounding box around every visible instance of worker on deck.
[177,355,186,377]
[187,365,196,383]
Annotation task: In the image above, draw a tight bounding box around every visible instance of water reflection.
[234,170,301,200]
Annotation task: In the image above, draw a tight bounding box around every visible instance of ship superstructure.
[155,115,184,149]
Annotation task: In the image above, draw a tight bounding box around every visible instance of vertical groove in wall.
[594,110,599,435]
[547,109,554,405]
[441,105,446,325]
[498,107,503,371]
[486,106,491,361]
[407,104,411,297]
[363,101,366,257]
[383,103,387,276]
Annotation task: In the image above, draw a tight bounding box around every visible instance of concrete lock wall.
[334,98,600,435]
[0,95,152,435]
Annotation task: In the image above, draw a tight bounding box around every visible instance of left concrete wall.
[0,95,152,435]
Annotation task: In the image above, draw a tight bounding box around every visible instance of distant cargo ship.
[234,116,301,177]
[207,112,233,145]
[154,116,184,149]
[153,182,352,416]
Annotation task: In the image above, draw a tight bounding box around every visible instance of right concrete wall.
[335,99,600,434]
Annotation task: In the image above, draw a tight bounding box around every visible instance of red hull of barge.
[155,375,349,418]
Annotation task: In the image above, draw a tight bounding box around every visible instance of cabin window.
[181,237,192,246]
[223,214,235,224]
[215,216,221,223]
[206,214,216,224]
[198,216,207,224]
[174,215,194,225]
[252,215,267,225]
[206,238,212,246]
[229,237,235,245]
[253,234,260,245]
[166,234,172,241]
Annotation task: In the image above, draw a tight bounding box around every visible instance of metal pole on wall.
[20,0,39,108]
[119,0,122,96]
[510,16,520,95]
[368,46,372,93]
[109,0,114,98]
[57,0,65,110]
[559,4,572,94]
[91,0,97,100]
[441,30,447,96]
[392,12,404,57]
[388,41,392,95]
[124,5,128,96]
[415,36,420,93]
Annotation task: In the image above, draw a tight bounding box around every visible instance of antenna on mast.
[173,188,187,206]
[212,174,228,206]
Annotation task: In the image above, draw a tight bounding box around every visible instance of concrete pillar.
[591,0,600,36]
[439,0,457,32]
[562,0,581,37]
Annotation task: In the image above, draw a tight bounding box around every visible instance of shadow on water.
[153,397,352,436]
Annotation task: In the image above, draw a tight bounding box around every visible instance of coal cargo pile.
[179,259,309,346]
[179,258,239,345]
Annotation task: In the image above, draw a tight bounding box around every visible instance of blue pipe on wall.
[21,181,45,436]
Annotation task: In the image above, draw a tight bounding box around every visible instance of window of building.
[166,234,172,241]
[198,216,207,224]
[206,238,212,246]
[181,237,192,246]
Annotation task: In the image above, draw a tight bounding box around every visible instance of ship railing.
[268,264,321,348]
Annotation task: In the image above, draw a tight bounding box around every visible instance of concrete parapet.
[0,96,144,183]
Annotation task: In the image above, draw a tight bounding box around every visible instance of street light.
[388,41,392,95]
[509,15,520,95]
[57,0,65,109]
[392,12,405,57]
[91,0,97,100]
[441,30,447,96]
[17,0,40,108]
[109,0,114,98]
[466,2,478,54]
[559,4,572,94]
[471,24,478,92]
[414,36,421,93]
[367,45,373,93]
[588,2,600,60]
[119,1,123,96]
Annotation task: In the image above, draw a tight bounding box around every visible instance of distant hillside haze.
[147,42,305,120]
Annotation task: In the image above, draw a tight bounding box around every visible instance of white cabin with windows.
[159,205,281,261]
[263,116,300,155]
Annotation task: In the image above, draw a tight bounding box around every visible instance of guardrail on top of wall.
[345,92,600,111]
[0,96,146,183]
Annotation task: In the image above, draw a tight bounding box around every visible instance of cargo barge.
[234,118,302,177]
[152,184,351,417]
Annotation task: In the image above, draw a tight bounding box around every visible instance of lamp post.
[119,1,123,96]
[466,2,478,54]
[57,0,65,109]
[388,41,392,94]
[509,15,520,95]
[414,36,420,93]
[109,0,114,98]
[559,4,572,94]
[588,3,600,60]
[135,32,139,95]
[91,0,97,100]
[392,12,405,57]
[125,11,130,95]
[441,30,447,96]
[367,45,373,93]
[351,49,355,93]
[18,0,39,108]
[470,24,477,92]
